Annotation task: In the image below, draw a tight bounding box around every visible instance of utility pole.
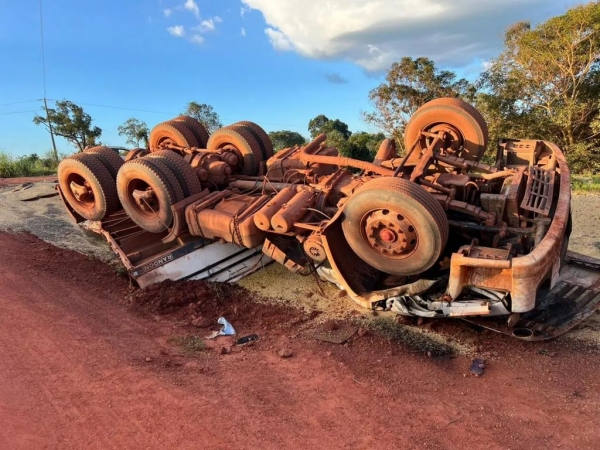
[43,97,58,161]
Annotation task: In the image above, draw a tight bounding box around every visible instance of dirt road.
[1,232,599,450]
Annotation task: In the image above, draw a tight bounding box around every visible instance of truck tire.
[341,177,448,276]
[174,116,210,148]
[58,153,120,221]
[116,158,184,233]
[83,146,124,179]
[147,150,202,197]
[124,148,149,162]
[207,127,263,175]
[149,121,200,151]
[233,121,274,158]
[404,97,488,162]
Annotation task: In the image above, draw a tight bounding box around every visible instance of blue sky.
[0,0,584,157]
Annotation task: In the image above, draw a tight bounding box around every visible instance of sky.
[0,0,586,157]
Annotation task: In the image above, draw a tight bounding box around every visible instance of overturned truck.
[57,98,600,340]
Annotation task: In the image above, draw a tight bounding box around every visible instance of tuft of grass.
[572,175,600,194]
[168,335,207,354]
[0,151,59,178]
[365,316,453,356]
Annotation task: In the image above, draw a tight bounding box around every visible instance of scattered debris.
[191,316,213,328]
[278,348,293,358]
[313,323,358,344]
[206,317,236,339]
[236,334,259,345]
[357,327,368,338]
[470,358,486,377]
[220,346,231,355]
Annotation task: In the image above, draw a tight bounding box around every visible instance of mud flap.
[464,251,600,341]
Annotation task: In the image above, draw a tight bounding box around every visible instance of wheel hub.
[69,181,94,204]
[132,189,159,214]
[362,209,418,258]
[427,124,462,152]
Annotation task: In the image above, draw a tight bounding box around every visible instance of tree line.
[32,2,600,173]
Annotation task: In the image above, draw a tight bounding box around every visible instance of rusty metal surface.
[521,166,555,216]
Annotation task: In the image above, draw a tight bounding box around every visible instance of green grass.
[0,151,59,178]
[168,335,207,354]
[571,175,600,193]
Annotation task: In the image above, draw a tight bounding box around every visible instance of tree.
[118,118,150,148]
[308,115,351,139]
[363,57,474,149]
[268,130,306,151]
[348,132,387,159]
[479,3,600,172]
[182,102,222,133]
[33,100,102,152]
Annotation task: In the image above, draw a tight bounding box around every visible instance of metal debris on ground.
[205,317,236,339]
[236,334,259,345]
[469,358,486,377]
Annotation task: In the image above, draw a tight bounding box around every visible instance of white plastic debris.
[205,317,236,339]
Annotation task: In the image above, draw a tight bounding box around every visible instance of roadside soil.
[1,231,600,450]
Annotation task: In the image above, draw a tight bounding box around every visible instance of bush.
[0,151,60,178]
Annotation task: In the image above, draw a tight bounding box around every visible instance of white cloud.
[196,16,222,33]
[200,19,216,32]
[163,8,172,18]
[184,0,200,19]
[265,28,293,51]
[241,0,574,71]
[167,25,185,37]
[190,34,205,45]
[241,27,247,37]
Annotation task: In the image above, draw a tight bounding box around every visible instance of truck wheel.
[83,146,124,179]
[341,177,448,276]
[149,121,200,151]
[174,116,210,148]
[124,148,149,162]
[207,127,263,175]
[404,97,488,162]
[147,150,202,197]
[58,153,120,221]
[116,158,184,233]
[233,121,274,158]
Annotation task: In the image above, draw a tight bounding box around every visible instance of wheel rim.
[360,208,418,260]
[126,179,161,219]
[66,173,96,210]
[421,123,462,153]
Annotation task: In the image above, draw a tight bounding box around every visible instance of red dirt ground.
[0,175,57,187]
[1,231,599,450]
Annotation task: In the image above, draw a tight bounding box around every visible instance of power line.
[0,100,41,108]
[44,98,306,129]
[0,110,41,116]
